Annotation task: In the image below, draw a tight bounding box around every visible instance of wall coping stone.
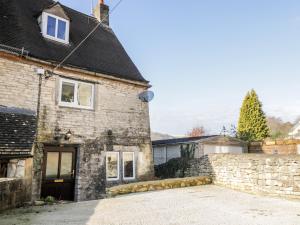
[107,176,212,197]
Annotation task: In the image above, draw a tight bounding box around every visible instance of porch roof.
[0,108,36,157]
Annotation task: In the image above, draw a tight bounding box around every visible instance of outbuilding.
[152,135,247,166]
[200,136,248,155]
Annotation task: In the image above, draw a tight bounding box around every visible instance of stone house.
[152,136,247,165]
[0,0,153,203]
[288,122,300,139]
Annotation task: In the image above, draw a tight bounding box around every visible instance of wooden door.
[41,146,76,201]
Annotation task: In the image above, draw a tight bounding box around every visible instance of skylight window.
[40,12,69,44]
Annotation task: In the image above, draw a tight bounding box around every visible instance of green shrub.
[155,158,190,179]
[44,196,56,204]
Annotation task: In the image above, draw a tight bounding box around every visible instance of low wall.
[0,158,32,211]
[107,176,212,197]
[186,154,300,198]
[0,178,32,211]
[249,140,300,154]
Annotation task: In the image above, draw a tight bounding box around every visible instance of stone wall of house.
[0,158,32,211]
[186,154,300,198]
[0,55,153,201]
[249,140,300,154]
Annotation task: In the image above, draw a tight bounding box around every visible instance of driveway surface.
[1,185,300,225]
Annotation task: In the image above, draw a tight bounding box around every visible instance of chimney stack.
[93,0,109,26]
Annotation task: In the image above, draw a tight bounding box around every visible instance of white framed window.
[106,152,120,181]
[122,152,135,180]
[40,12,69,44]
[59,78,94,109]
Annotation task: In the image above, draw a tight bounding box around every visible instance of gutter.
[0,47,151,88]
[0,154,33,159]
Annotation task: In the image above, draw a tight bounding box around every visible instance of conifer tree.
[237,90,269,141]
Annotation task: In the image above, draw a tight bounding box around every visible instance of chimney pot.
[93,0,109,26]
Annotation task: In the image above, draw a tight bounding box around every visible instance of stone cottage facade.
[0,0,153,202]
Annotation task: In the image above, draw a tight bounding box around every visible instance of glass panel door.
[60,152,73,178]
[46,152,59,178]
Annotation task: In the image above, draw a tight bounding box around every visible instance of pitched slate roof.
[0,0,147,83]
[0,109,36,157]
[152,136,215,146]
[200,136,247,146]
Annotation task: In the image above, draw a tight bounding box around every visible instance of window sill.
[58,104,95,112]
[42,34,69,45]
[107,178,120,182]
[123,177,136,181]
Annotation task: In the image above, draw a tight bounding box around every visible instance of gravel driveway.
[1,185,300,225]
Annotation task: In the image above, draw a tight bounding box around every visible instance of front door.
[41,146,76,201]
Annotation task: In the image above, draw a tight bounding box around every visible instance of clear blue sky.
[60,0,300,135]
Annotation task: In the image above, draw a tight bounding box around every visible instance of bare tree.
[187,126,205,137]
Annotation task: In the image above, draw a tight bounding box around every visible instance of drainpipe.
[32,68,44,201]
[35,75,42,140]
[35,69,44,141]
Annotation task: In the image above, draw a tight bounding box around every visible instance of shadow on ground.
[0,200,100,225]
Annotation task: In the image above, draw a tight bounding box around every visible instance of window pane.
[106,153,119,180]
[46,152,59,178]
[154,148,166,165]
[47,16,56,37]
[78,83,93,107]
[57,20,66,40]
[61,82,75,103]
[60,152,72,178]
[123,152,134,178]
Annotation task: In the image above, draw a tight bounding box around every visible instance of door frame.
[41,144,79,201]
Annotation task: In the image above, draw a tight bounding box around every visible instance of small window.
[61,81,75,103]
[59,78,94,109]
[57,20,67,40]
[123,152,135,180]
[41,12,69,44]
[106,152,119,181]
[47,16,56,37]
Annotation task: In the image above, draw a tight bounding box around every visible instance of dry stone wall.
[0,158,32,211]
[0,178,32,211]
[186,154,300,198]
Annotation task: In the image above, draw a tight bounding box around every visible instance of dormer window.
[39,12,69,44]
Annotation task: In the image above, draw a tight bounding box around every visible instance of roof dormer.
[38,3,70,44]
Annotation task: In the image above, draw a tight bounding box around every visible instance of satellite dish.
[138,91,154,102]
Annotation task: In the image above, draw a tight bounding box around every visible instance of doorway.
[41,146,77,201]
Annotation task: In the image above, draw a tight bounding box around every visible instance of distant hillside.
[151,132,175,141]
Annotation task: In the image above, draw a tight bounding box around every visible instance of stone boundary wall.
[249,140,300,154]
[0,178,31,211]
[107,176,212,197]
[186,154,300,198]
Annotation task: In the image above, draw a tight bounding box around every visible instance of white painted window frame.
[106,152,120,181]
[59,77,95,110]
[122,152,135,180]
[41,12,70,44]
